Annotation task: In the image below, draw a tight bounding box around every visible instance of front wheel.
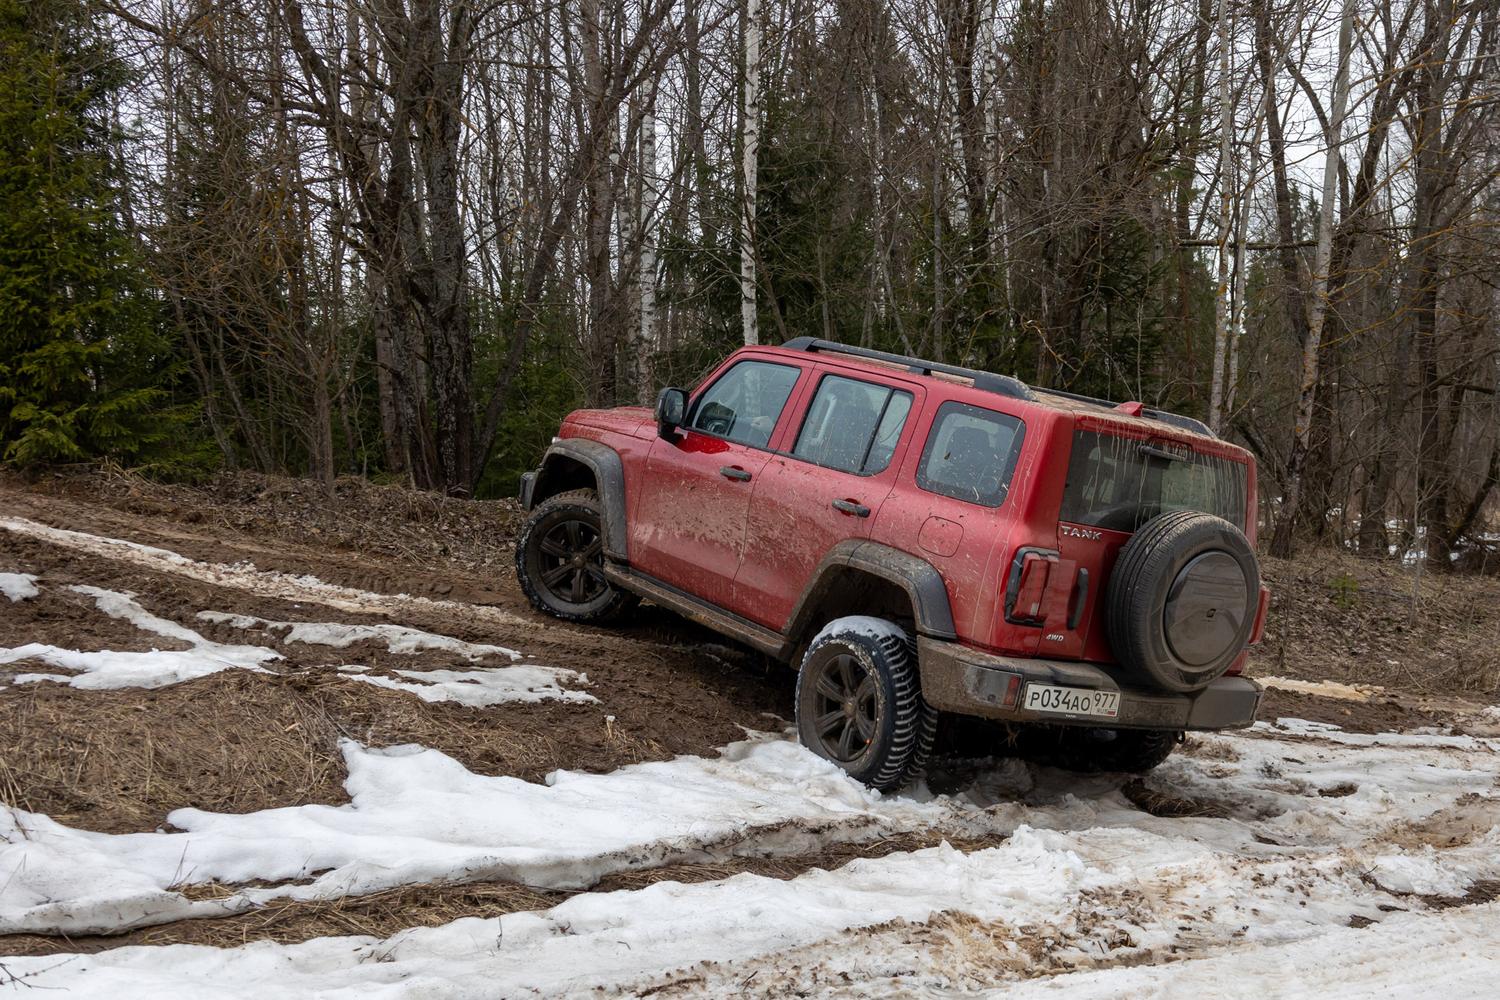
[515,489,638,623]
[795,617,937,791]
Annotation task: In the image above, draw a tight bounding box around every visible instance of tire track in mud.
[0,513,557,637]
[0,519,792,845]
[630,809,1500,998]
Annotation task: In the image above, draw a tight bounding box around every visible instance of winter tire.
[795,616,937,791]
[1022,726,1180,774]
[1105,510,1259,693]
[516,489,638,623]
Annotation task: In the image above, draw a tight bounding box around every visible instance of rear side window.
[792,375,913,475]
[1062,431,1248,531]
[917,402,1025,507]
[689,360,801,448]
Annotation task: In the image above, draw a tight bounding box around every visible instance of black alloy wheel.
[794,617,937,791]
[808,651,881,762]
[534,517,608,606]
[515,489,637,623]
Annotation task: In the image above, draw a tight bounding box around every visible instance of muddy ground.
[2,469,1498,958]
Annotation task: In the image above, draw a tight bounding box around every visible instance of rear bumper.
[916,636,1261,731]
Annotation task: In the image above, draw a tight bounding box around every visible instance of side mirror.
[655,387,688,439]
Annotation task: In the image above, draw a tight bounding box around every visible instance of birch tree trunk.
[1269,0,1356,558]
[633,47,657,404]
[1226,122,1262,422]
[740,0,760,346]
[1208,0,1234,433]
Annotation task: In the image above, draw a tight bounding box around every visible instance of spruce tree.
[0,0,192,468]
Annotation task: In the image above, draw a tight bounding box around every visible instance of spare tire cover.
[1104,510,1259,693]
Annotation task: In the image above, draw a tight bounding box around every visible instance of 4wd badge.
[1060,525,1103,541]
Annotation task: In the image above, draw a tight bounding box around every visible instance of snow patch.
[8,716,1500,941]
[338,665,596,706]
[198,611,524,661]
[0,514,542,630]
[0,831,1103,997]
[1257,675,1384,702]
[8,834,1500,998]
[0,586,280,690]
[0,572,39,602]
[0,734,965,935]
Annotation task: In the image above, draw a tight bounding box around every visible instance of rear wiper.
[1138,443,1186,463]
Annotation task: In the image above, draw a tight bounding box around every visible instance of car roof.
[751,340,1245,458]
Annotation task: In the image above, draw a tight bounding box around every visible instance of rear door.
[630,358,808,608]
[734,367,920,630]
[1051,422,1252,663]
[868,398,1034,652]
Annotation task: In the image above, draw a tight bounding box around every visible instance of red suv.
[517,339,1268,789]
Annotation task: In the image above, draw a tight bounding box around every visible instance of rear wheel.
[795,617,936,791]
[1022,726,1180,774]
[516,489,637,623]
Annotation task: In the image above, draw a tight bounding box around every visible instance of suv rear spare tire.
[1105,510,1258,693]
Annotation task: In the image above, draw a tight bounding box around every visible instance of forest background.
[2,0,1497,570]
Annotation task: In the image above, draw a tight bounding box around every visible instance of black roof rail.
[778,337,1215,437]
[779,337,1034,401]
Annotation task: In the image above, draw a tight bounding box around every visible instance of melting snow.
[5,720,1500,946]
[337,665,596,706]
[0,735,956,935]
[0,515,539,629]
[4,825,1499,997]
[197,611,524,661]
[0,586,280,689]
[0,572,39,602]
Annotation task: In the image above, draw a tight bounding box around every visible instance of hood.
[564,406,654,439]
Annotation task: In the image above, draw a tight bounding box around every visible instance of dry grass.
[11,466,526,573]
[1253,545,1500,695]
[0,669,613,834]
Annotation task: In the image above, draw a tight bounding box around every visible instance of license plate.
[1022,683,1120,719]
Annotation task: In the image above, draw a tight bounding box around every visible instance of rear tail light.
[1005,547,1058,625]
[1249,586,1270,644]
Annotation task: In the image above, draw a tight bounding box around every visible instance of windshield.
[1061,430,1248,532]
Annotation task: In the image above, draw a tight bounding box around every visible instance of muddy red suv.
[517,339,1268,788]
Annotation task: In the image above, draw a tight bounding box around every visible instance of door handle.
[831,498,870,518]
[719,465,752,482]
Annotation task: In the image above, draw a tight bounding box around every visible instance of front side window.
[917,402,1025,507]
[792,375,914,475]
[689,360,801,448]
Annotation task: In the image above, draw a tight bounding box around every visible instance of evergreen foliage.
[0,0,195,470]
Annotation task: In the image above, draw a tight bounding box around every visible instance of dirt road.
[3,476,1499,996]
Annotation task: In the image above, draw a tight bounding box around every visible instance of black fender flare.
[533,439,629,562]
[785,540,958,644]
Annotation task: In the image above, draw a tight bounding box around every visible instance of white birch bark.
[740,0,760,346]
[1297,0,1356,423]
[636,85,656,395]
[1271,0,1355,554]
[1226,121,1263,421]
[1208,0,1234,433]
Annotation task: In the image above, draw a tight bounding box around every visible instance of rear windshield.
[1061,431,1247,532]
